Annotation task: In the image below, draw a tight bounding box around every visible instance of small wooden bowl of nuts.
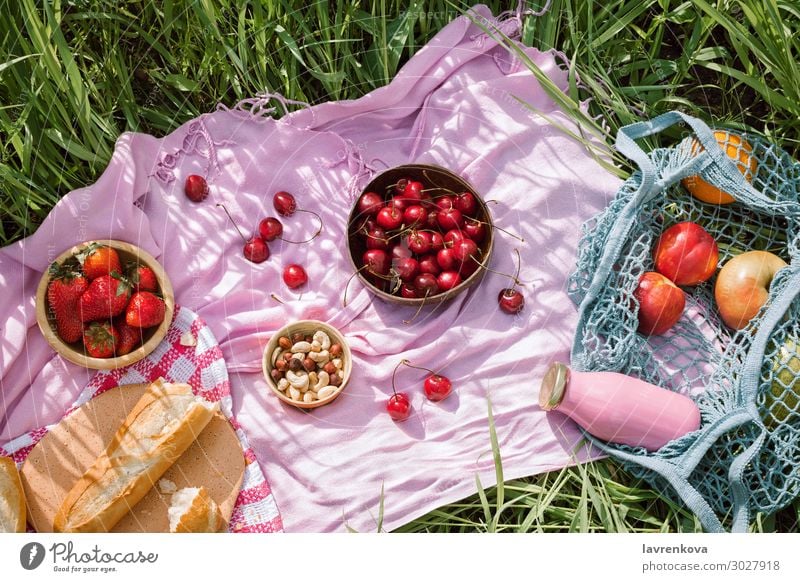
[262,320,352,409]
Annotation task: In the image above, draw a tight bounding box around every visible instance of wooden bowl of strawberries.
[35,240,175,370]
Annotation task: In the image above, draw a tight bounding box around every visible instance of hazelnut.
[289,358,304,372]
[292,332,305,343]
[329,373,342,386]
[270,369,283,382]
[323,362,337,375]
[330,343,343,357]
[303,357,316,372]
[278,336,292,350]
[275,360,287,372]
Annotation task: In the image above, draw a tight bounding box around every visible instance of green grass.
[2,0,799,532]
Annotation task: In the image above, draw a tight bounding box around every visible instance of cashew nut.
[312,371,330,392]
[332,358,343,370]
[308,350,330,364]
[317,385,336,400]
[286,370,310,390]
[310,340,322,352]
[303,392,315,403]
[308,371,318,387]
[277,378,289,392]
[291,341,313,353]
[289,387,301,401]
[313,330,331,351]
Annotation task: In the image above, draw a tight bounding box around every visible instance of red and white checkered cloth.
[0,304,283,533]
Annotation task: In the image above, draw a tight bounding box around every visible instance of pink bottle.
[538,362,701,452]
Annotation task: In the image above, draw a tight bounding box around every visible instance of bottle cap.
[539,362,570,411]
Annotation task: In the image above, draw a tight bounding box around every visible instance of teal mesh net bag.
[568,111,800,533]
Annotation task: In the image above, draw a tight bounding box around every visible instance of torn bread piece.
[0,456,26,533]
[54,379,219,533]
[168,486,225,533]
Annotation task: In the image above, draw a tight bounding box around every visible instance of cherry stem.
[291,208,324,242]
[470,254,521,286]
[468,217,525,242]
[342,264,370,307]
[402,290,430,325]
[270,293,285,304]
[216,203,248,243]
[390,360,405,397]
[512,248,522,287]
[399,358,440,377]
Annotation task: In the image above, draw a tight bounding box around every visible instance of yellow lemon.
[682,131,756,205]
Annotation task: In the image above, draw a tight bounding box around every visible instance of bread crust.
[171,486,226,533]
[54,379,218,533]
[0,456,26,533]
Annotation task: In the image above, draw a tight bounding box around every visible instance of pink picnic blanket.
[0,6,621,532]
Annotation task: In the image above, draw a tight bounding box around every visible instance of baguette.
[167,486,225,533]
[0,456,26,533]
[54,379,219,533]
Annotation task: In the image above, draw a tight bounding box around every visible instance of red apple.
[653,221,719,286]
[634,272,686,335]
[714,250,787,330]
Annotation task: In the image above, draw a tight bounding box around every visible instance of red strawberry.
[77,243,122,280]
[114,321,143,356]
[129,265,158,292]
[125,291,166,328]
[83,321,118,358]
[79,274,131,322]
[46,263,89,344]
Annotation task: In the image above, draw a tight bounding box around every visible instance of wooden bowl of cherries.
[346,165,498,308]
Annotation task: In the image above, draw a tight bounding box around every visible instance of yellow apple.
[766,338,800,425]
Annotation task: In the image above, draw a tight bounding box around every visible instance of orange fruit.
[681,131,756,205]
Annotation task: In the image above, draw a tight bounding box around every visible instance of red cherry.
[437,207,464,231]
[444,229,466,246]
[365,226,389,250]
[453,239,479,264]
[436,248,458,271]
[407,230,433,255]
[424,374,453,401]
[390,195,410,212]
[357,191,383,217]
[436,196,455,211]
[184,175,209,202]
[417,254,441,276]
[273,191,297,217]
[429,231,445,252]
[498,288,524,314]
[400,283,419,299]
[243,237,269,263]
[425,210,439,230]
[414,273,439,296]
[283,264,308,289]
[258,217,283,242]
[463,218,486,242]
[454,191,478,216]
[437,270,462,291]
[402,181,424,201]
[362,249,390,277]
[403,205,428,227]
[459,259,480,278]
[376,206,403,230]
[386,393,411,422]
[394,178,410,195]
[395,257,420,282]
